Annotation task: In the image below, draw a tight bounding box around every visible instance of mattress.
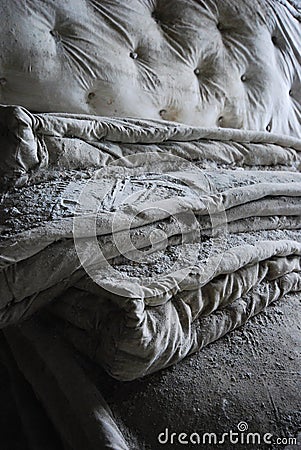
[0,105,300,380]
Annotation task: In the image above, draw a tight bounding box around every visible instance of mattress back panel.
[0,0,300,136]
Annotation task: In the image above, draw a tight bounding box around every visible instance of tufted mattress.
[0,0,301,136]
[0,0,301,448]
[0,105,300,381]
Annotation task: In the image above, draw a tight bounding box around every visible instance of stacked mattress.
[0,105,300,380]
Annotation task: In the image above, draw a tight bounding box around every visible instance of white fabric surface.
[0,109,300,380]
[0,0,300,136]
[0,0,300,383]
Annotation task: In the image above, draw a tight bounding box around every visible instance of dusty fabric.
[0,108,300,380]
[1,105,301,184]
[52,257,301,380]
[4,320,129,450]
[0,0,300,137]
[0,1,300,447]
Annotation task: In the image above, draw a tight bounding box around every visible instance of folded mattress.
[0,105,300,380]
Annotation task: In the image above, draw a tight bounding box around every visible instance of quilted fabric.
[0,0,300,384]
[0,1,300,447]
[0,109,301,381]
[0,0,300,136]
[52,244,301,380]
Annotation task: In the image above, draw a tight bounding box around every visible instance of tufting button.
[194,68,200,75]
[88,92,95,100]
[50,29,61,41]
[152,11,160,23]
[159,109,167,117]
[289,89,293,96]
[271,36,277,46]
[130,52,138,60]
[217,22,223,30]
[241,74,247,82]
[266,124,271,132]
[0,77,7,86]
[218,116,223,126]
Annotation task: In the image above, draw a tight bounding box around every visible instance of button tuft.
[130,52,138,60]
[50,29,61,42]
[152,11,160,23]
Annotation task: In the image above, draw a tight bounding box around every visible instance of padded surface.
[0,109,300,380]
[0,0,300,136]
